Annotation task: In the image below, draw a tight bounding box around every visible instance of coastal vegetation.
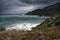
[0,27,5,31]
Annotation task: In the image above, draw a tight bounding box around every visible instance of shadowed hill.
[26,2,60,16]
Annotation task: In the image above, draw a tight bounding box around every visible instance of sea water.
[0,14,46,30]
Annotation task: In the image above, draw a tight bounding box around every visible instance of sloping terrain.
[26,2,60,16]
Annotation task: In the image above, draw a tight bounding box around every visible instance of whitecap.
[6,23,40,31]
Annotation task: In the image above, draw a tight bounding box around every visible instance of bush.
[0,27,5,31]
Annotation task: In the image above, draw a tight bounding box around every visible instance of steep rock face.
[26,2,60,16]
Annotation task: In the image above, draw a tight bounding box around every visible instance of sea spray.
[6,23,40,31]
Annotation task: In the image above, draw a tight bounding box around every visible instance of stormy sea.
[0,14,46,30]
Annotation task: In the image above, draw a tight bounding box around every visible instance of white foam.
[6,23,40,31]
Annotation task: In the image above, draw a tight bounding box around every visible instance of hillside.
[26,2,60,16]
[29,14,60,40]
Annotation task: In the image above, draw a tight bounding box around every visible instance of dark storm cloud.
[0,0,30,14]
[0,0,60,14]
[20,0,60,4]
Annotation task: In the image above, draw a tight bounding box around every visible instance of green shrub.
[0,27,5,31]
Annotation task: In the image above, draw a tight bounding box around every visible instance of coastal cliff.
[26,3,60,16]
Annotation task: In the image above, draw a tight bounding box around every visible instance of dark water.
[0,15,46,30]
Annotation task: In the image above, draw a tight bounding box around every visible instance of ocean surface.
[0,14,46,30]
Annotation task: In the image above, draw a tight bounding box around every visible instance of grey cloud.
[0,0,60,14]
[19,0,60,5]
[0,0,30,14]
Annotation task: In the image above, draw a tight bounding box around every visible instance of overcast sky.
[0,0,60,14]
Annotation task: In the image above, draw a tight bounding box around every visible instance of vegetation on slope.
[30,15,60,40]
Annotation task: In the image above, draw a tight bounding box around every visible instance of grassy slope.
[30,14,60,39]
